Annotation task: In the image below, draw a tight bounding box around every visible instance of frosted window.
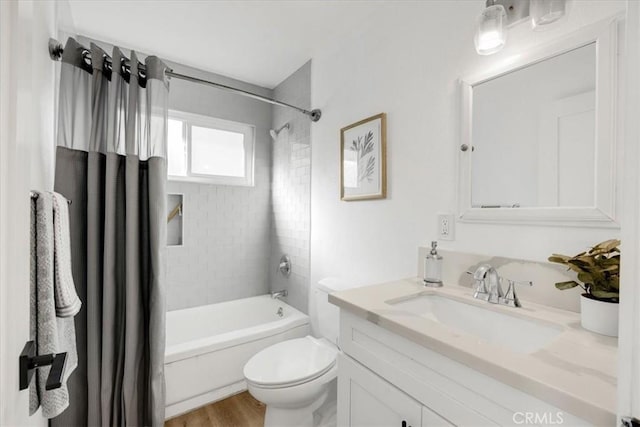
[166,111,254,186]
[191,126,245,177]
[167,119,186,176]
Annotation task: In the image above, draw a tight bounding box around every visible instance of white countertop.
[329,278,618,426]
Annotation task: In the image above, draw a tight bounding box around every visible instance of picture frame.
[340,113,387,201]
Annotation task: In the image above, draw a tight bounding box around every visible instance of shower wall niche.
[167,194,183,246]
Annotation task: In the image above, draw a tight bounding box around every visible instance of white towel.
[29,191,79,418]
[52,193,81,317]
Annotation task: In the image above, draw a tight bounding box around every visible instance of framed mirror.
[458,18,620,227]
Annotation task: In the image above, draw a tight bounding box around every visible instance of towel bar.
[19,341,67,391]
[30,191,72,205]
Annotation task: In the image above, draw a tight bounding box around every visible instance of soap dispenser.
[423,241,443,287]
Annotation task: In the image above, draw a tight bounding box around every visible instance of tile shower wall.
[269,62,312,313]
[166,182,271,310]
[165,61,273,311]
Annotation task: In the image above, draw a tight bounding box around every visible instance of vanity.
[329,278,617,426]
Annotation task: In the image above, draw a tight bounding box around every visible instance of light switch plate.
[437,213,455,241]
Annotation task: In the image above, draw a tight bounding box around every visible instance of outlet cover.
[437,213,455,241]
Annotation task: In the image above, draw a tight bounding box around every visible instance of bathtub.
[164,294,310,419]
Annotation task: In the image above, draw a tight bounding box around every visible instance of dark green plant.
[548,239,620,302]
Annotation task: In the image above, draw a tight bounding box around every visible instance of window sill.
[168,175,254,187]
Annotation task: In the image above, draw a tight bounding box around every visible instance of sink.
[386,293,563,354]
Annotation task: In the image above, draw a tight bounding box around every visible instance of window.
[167,111,255,186]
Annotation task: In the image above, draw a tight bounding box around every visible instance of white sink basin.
[386,293,563,354]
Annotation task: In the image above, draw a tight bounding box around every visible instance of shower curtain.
[52,38,168,426]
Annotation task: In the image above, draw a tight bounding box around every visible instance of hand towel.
[52,193,81,317]
[29,191,79,418]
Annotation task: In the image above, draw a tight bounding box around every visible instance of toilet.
[243,278,346,427]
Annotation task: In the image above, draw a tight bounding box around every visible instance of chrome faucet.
[271,289,288,300]
[472,264,503,303]
[470,264,533,308]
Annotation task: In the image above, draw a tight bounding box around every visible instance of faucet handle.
[500,279,533,308]
[278,255,291,276]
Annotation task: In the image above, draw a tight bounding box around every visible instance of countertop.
[329,278,617,426]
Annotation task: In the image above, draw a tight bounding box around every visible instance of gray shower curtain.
[52,38,168,426]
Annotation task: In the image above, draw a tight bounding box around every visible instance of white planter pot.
[580,294,619,337]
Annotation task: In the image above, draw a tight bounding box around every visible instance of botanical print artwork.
[351,130,376,184]
[340,113,386,200]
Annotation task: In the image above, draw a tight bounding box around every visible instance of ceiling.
[67,0,393,89]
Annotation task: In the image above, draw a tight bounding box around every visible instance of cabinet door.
[422,406,454,427]
[338,354,422,427]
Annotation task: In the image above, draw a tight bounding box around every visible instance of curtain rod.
[48,38,322,122]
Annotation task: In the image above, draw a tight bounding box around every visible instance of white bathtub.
[164,294,310,419]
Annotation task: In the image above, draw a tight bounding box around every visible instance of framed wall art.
[340,113,387,201]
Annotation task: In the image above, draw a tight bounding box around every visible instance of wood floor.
[165,392,266,427]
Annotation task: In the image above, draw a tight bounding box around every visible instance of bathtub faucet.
[271,290,288,300]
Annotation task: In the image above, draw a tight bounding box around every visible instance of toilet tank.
[311,277,354,345]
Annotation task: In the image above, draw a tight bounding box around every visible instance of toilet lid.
[244,336,338,387]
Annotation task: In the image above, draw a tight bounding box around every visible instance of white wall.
[0,1,74,425]
[310,1,625,290]
[269,62,312,313]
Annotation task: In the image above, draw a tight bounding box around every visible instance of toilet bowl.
[244,278,355,427]
[244,336,338,427]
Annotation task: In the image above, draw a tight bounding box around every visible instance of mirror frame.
[458,18,620,228]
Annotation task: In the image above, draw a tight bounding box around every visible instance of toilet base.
[264,388,329,427]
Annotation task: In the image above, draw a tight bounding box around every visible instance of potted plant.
[548,239,620,337]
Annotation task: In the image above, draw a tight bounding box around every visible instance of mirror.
[459,19,619,227]
[472,43,595,208]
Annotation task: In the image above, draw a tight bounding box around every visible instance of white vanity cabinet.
[338,353,451,427]
[336,310,591,427]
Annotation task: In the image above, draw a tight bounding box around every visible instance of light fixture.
[531,0,566,29]
[474,0,566,55]
[474,3,508,55]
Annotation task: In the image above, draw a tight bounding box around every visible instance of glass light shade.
[474,4,507,56]
[531,0,566,29]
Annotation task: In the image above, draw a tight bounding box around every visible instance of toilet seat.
[244,336,338,389]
